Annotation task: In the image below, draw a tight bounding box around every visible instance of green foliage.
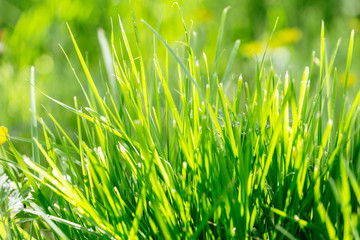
[1,0,360,142]
[1,7,360,239]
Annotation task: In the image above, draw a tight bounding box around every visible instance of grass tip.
[171,2,180,8]
[97,28,105,35]
[223,6,231,13]
[118,15,124,31]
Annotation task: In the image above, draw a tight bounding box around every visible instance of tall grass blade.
[98,28,119,109]
[30,66,40,167]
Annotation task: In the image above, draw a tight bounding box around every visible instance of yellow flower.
[194,7,214,23]
[241,28,302,58]
[270,28,302,48]
[340,72,356,87]
[241,41,264,57]
[0,126,9,145]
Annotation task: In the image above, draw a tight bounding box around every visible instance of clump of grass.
[1,8,360,240]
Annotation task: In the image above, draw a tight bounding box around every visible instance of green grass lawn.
[1,6,360,240]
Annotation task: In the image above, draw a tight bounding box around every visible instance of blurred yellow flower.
[340,72,356,87]
[270,28,302,48]
[194,7,214,23]
[241,28,302,57]
[241,41,264,57]
[0,126,9,145]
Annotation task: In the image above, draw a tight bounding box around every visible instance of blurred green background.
[1,0,360,149]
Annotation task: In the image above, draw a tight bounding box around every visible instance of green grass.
[1,9,360,239]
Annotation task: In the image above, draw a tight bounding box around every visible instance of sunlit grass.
[1,8,360,240]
